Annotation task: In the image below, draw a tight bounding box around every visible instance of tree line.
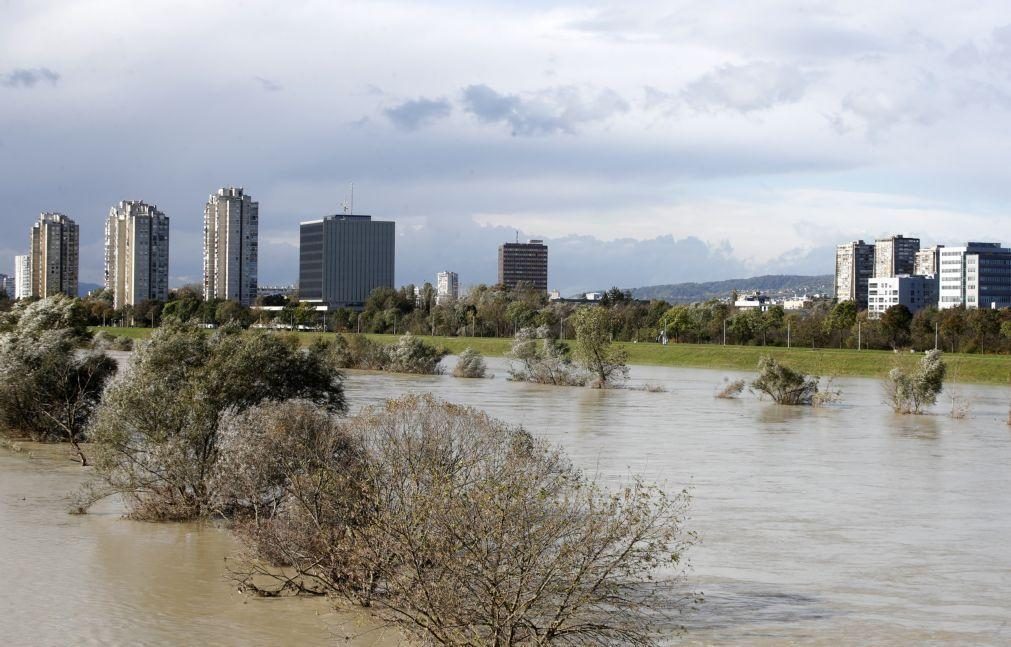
[43,279,1011,355]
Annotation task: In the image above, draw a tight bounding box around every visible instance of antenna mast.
[340,182,356,215]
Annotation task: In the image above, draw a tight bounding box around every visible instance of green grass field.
[91,327,1011,385]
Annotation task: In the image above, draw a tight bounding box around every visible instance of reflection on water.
[3,355,1011,645]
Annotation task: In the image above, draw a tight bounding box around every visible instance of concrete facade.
[874,235,920,278]
[105,201,170,309]
[14,255,31,300]
[835,240,875,308]
[30,213,79,298]
[203,187,258,306]
[298,214,395,309]
[914,245,943,277]
[436,271,459,305]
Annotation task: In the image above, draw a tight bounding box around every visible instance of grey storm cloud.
[681,62,811,113]
[384,97,452,131]
[2,67,59,88]
[461,84,629,136]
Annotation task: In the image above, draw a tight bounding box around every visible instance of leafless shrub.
[948,390,970,419]
[715,378,746,399]
[227,395,697,645]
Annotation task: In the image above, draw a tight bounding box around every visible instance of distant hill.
[79,282,103,297]
[630,275,833,303]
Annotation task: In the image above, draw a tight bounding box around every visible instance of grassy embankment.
[91,327,1011,385]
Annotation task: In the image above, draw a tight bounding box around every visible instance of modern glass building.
[938,242,1011,310]
[498,240,548,291]
[298,214,395,309]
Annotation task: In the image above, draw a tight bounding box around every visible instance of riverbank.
[91,327,1011,385]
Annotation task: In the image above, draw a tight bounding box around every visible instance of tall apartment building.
[867,275,937,318]
[834,240,875,308]
[874,235,920,277]
[498,240,548,291]
[914,245,943,276]
[0,274,13,298]
[436,271,459,305]
[938,242,1011,310]
[203,187,258,306]
[14,254,31,300]
[30,213,79,298]
[104,201,170,309]
[298,214,395,309]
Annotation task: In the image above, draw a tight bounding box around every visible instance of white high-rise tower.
[104,201,170,309]
[203,187,258,306]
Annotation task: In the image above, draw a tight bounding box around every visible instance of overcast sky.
[3,1,1011,294]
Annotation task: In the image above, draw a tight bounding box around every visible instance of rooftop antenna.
[515,230,519,244]
[340,182,355,215]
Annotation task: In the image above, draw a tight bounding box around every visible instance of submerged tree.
[884,349,946,414]
[87,324,346,519]
[384,333,447,374]
[751,356,835,406]
[452,347,488,378]
[325,333,445,374]
[571,306,629,388]
[226,395,697,645]
[507,326,587,386]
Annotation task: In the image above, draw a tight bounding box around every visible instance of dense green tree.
[571,307,629,388]
[87,324,346,519]
[880,305,913,348]
[0,297,116,464]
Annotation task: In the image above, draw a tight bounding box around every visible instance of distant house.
[734,293,773,312]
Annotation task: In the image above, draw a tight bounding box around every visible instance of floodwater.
[3,355,1011,645]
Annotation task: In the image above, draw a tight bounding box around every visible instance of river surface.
[2,355,1011,645]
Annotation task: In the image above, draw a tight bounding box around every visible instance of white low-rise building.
[867,275,937,318]
[734,293,773,311]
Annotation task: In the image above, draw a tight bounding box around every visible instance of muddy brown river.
[2,356,1010,645]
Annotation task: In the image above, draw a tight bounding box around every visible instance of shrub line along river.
[2,354,1011,645]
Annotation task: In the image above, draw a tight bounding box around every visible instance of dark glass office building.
[298,214,395,309]
[498,240,548,291]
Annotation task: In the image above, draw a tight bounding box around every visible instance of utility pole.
[722,319,727,346]
[934,321,939,350]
